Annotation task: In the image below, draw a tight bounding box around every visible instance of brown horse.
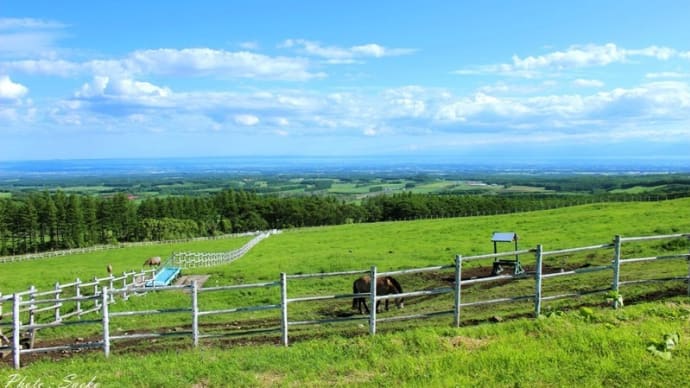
[352,275,404,314]
[144,256,162,267]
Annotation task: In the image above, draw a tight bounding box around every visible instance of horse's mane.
[386,276,403,293]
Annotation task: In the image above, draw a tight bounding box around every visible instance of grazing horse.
[352,275,404,314]
[144,256,162,267]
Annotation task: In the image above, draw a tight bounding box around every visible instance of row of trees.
[0,189,685,256]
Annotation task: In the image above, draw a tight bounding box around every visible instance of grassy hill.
[1,199,690,386]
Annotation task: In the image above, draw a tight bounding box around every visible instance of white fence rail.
[169,230,279,268]
[2,232,689,369]
[0,231,266,264]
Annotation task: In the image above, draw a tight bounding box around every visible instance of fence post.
[369,266,377,336]
[280,272,289,346]
[12,292,21,369]
[28,285,36,323]
[109,275,115,304]
[191,281,199,347]
[122,272,129,301]
[94,277,101,311]
[534,245,543,317]
[54,282,61,322]
[75,278,82,318]
[101,287,110,357]
[612,235,622,308]
[687,245,690,297]
[453,255,462,327]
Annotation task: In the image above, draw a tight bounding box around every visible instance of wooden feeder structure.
[491,232,524,275]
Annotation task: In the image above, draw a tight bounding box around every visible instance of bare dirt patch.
[176,275,211,288]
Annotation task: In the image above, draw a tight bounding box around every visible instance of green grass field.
[1,199,690,386]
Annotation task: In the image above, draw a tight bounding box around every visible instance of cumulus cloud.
[76,76,171,101]
[456,43,682,77]
[126,48,323,80]
[281,39,415,63]
[1,48,325,81]
[0,75,28,99]
[573,78,604,88]
[645,72,689,79]
[234,114,260,126]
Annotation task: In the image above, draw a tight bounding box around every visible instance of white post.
[191,281,199,347]
[28,285,36,330]
[453,255,462,327]
[12,293,21,369]
[687,244,690,297]
[101,287,110,357]
[280,273,288,346]
[122,272,128,301]
[612,235,622,308]
[75,278,82,318]
[369,266,377,336]
[109,275,115,304]
[534,245,543,317]
[54,282,61,322]
[94,277,100,310]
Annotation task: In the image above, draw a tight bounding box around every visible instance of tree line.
[1,189,686,255]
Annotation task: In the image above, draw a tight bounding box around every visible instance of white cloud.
[573,78,604,88]
[0,18,66,30]
[0,17,66,59]
[0,75,28,99]
[281,39,415,63]
[456,43,682,77]
[76,76,171,100]
[234,114,260,126]
[238,41,259,50]
[645,72,689,79]
[2,48,325,81]
[127,48,323,80]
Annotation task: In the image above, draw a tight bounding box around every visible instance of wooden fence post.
[102,287,110,357]
[12,292,21,369]
[453,255,462,327]
[369,266,377,336]
[612,235,622,308]
[280,272,288,346]
[54,282,61,322]
[534,245,543,317]
[191,281,199,347]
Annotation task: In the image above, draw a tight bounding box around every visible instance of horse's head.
[386,277,404,309]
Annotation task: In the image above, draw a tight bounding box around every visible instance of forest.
[2,183,690,256]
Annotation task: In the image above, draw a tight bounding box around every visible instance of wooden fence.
[2,232,689,369]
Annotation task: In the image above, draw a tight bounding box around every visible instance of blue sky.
[1,1,690,162]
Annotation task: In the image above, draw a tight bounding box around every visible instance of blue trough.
[145,266,182,287]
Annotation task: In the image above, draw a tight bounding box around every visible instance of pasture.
[1,199,690,386]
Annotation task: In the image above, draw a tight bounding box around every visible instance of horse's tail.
[352,279,359,309]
